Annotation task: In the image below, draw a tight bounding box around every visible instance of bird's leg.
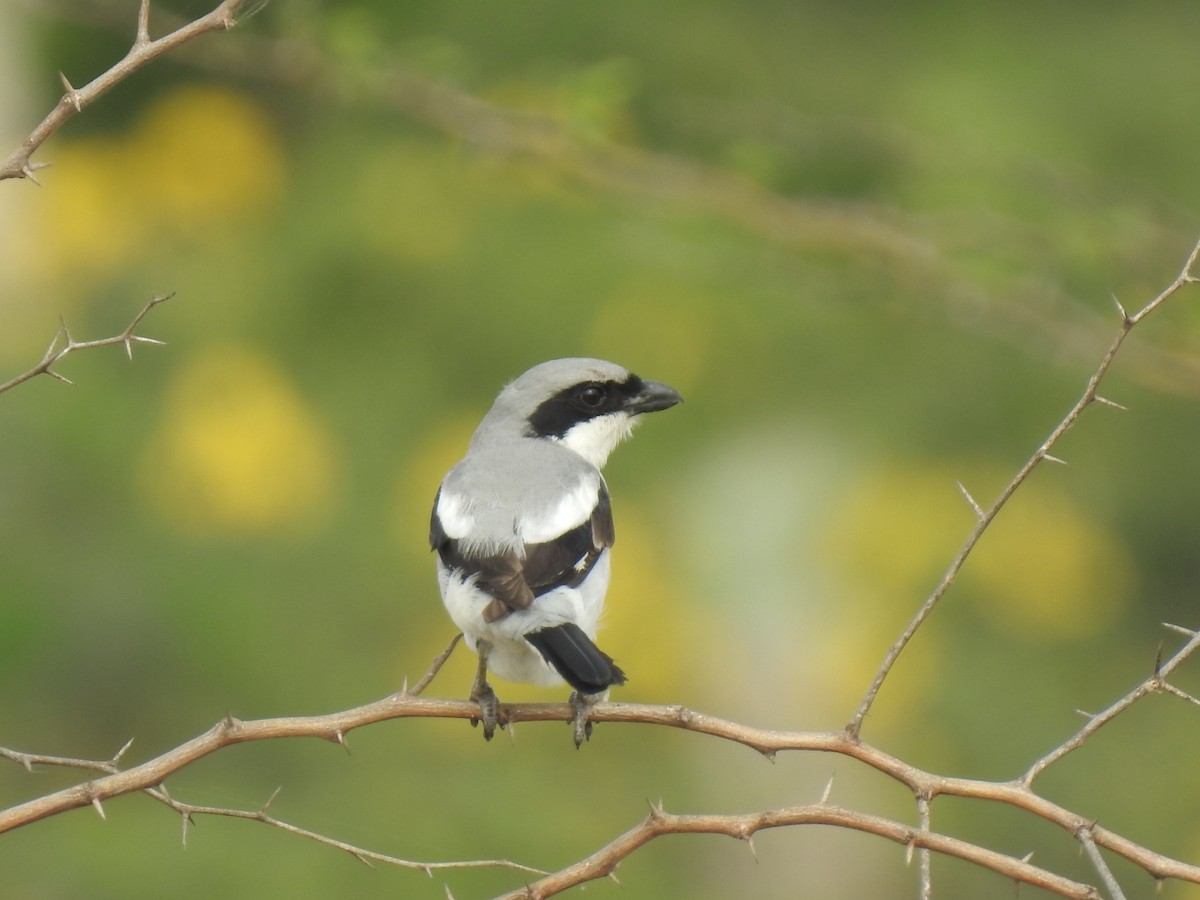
[468,640,501,740]
[569,691,600,748]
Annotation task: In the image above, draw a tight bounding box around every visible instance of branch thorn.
[260,785,283,815]
[112,737,135,765]
[91,795,107,821]
[1095,395,1127,411]
[957,480,985,519]
[1042,452,1068,466]
[1111,292,1129,322]
[819,774,835,805]
[58,72,82,111]
[1162,621,1197,638]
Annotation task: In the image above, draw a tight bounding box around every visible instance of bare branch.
[1,1,257,182]
[846,234,1200,739]
[492,804,1100,900]
[405,632,463,697]
[1,746,116,776]
[0,294,172,396]
[916,793,933,900]
[4,670,1200,890]
[1023,623,1200,783]
[140,785,545,877]
[1078,826,1127,900]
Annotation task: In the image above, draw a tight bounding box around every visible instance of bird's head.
[475,358,682,469]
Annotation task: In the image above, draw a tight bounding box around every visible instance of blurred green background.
[3,1,1200,897]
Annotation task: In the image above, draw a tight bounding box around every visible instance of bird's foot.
[467,640,502,740]
[569,691,599,748]
[469,680,501,740]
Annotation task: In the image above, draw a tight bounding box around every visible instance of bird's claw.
[570,691,597,748]
[470,681,501,741]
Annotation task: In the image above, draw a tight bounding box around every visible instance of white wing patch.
[435,491,476,539]
[518,474,600,543]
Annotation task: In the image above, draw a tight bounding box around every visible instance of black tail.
[526,623,627,694]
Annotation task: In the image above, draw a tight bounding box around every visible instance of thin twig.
[1,1,255,182]
[140,785,544,876]
[845,235,1200,740]
[0,294,172,396]
[404,633,463,697]
[1078,826,1127,900]
[1023,623,1200,783]
[916,793,933,900]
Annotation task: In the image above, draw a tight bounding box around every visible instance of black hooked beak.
[625,379,683,415]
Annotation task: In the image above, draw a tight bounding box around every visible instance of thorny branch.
[496,805,1100,900]
[3,10,1200,890]
[0,635,542,878]
[1024,622,1200,784]
[0,0,256,183]
[0,294,172,396]
[150,786,544,877]
[3,624,1200,897]
[846,235,1200,740]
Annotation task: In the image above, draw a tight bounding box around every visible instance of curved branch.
[1,0,255,183]
[4,624,1199,891]
[495,803,1101,900]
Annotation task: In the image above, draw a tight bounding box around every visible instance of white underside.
[437,552,611,687]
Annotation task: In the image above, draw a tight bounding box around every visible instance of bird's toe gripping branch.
[468,641,502,740]
[569,691,600,748]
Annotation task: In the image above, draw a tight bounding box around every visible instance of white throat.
[555,412,636,469]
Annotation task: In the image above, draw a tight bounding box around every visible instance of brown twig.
[845,235,1200,740]
[404,632,463,697]
[0,0,255,183]
[0,294,172,396]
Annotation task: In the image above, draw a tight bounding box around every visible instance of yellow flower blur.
[824,464,1131,642]
[140,346,337,535]
[15,86,282,290]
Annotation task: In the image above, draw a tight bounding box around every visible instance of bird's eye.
[577,385,606,408]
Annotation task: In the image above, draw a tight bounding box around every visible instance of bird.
[429,358,682,746]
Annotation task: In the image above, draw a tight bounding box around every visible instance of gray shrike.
[430,358,681,745]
